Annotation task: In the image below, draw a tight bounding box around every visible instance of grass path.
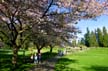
[28,56,61,71]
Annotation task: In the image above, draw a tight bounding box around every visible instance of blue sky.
[49,6,108,40]
[76,15,108,39]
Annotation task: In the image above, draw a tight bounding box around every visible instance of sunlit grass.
[55,47,108,71]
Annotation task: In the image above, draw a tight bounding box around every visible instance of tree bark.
[37,48,40,53]
[49,45,53,53]
[36,45,42,54]
[12,45,19,69]
[23,50,25,57]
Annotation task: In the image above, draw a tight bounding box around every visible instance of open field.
[55,48,108,71]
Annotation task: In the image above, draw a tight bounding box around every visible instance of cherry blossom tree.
[31,15,79,54]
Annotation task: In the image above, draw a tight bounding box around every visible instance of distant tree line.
[80,27,108,47]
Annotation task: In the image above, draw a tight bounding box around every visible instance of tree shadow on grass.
[0,49,12,54]
[0,49,33,71]
[41,52,57,61]
[28,52,58,71]
[0,49,12,71]
[84,66,108,71]
[16,52,57,71]
[55,58,80,71]
[0,50,59,71]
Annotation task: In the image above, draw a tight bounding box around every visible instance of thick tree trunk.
[12,45,19,70]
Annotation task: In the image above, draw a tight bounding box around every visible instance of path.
[28,56,61,71]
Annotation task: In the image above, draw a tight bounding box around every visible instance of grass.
[0,49,34,71]
[55,47,108,71]
[0,47,58,71]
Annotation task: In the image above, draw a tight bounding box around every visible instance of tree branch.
[0,30,9,39]
[41,0,53,18]
[44,12,71,16]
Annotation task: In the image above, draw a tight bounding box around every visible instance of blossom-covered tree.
[31,14,79,54]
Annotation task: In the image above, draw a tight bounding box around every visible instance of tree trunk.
[36,45,42,54]
[49,45,53,53]
[23,49,26,62]
[12,46,19,70]
[37,49,40,53]
[23,50,25,57]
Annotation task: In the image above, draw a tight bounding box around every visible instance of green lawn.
[55,48,108,71]
[0,47,58,71]
[0,48,35,71]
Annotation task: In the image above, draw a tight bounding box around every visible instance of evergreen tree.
[84,28,90,47]
[89,31,98,47]
[102,27,108,47]
[80,38,85,45]
[83,27,108,47]
[97,28,103,47]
